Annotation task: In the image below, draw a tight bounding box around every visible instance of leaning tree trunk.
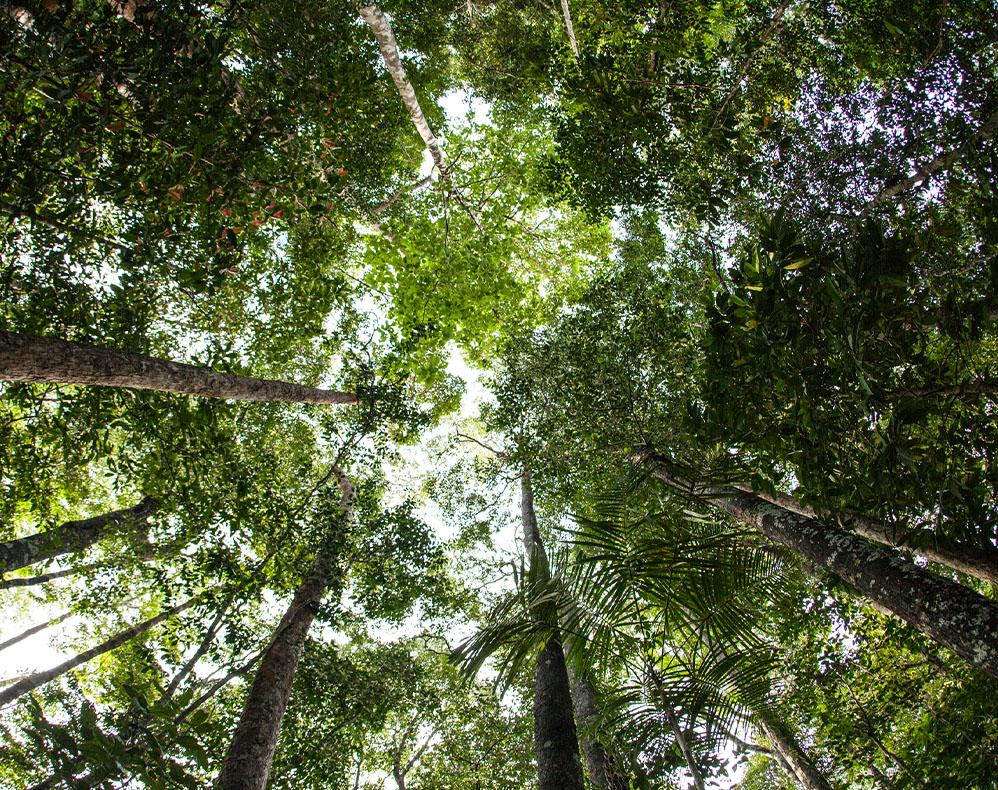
[569,668,630,790]
[0,332,357,405]
[754,707,833,790]
[357,4,448,178]
[0,497,157,575]
[737,485,998,585]
[0,610,73,654]
[521,473,584,790]
[637,450,998,679]
[0,597,195,707]
[215,469,354,790]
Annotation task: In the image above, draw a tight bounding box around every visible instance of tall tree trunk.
[357,4,448,178]
[560,0,579,58]
[215,469,354,790]
[0,332,357,405]
[521,472,584,790]
[754,707,833,790]
[534,632,584,790]
[0,597,195,707]
[637,450,998,679]
[0,497,157,575]
[736,485,998,585]
[568,668,629,790]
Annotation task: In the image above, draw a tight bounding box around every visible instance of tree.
[0,498,157,575]
[215,467,354,790]
[0,333,357,405]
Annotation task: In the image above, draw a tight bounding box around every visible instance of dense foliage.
[1,1,996,788]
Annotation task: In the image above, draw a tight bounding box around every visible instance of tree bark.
[214,469,354,790]
[568,669,629,790]
[560,0,579,58]
[521,472,584,790]
[534,632,585,790]
[0,332,357,405]
[0,598,194,708]
[357,4,448,178]
[0,497,158,575]
[637,450,998,679]
[736,485,998,586]
[754,707,833,790]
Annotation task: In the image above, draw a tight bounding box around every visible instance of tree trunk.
[568,668,629,790]
[638,450,998,679]
[357,4,448,178]
[560,0,580,58]
[736,485,998,585]
[214,469,354,790]
[0,332,357,405]
[0,497,157,575]
[535,632,585,790]
[521,472,584,790]
[755,707,833,790]
[0,610,73,654]
[0,597,194,708]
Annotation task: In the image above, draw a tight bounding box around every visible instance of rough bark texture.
[639,451,998,677]
[755,707,833,790]
[0,598,194,708]
[521,472,584,790]
[0,497,157,575]
[569,669,629,790]
[357,5,448,177]
[534,632,585,790]
[0,332,357,405]
[737,485,998,585]
[215,470,354,790]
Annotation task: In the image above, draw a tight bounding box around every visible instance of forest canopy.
[1,1,996,788]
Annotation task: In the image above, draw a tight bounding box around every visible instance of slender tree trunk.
[521,472,584,790]
[666,709,705,790]
[357,4,448,178]
[637,450,998,678]
[215,470,354,790]
[568,668,629,790]
[0,332,357,405]
[736,485,998,585]
[0,610,73,654]
[560,0,579,58]
[0,598,195,707]
[754,707,833,790]
[0,497,157,575]
[0,565,87,589]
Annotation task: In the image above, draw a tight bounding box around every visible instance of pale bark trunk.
[0,598,194,707]
[560,0,579,58]
[521,472,584,790]
[755,707,833,790]
[0,497,157,575]
[638,450,998,678]
[357,5,448,178]
[0,332,357,405]
[0,610,73,654]
[861,109,998,217]
[667,710,705,790]
[214,470,354,790]
[568,669,629,790]
[737,485,998,585]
